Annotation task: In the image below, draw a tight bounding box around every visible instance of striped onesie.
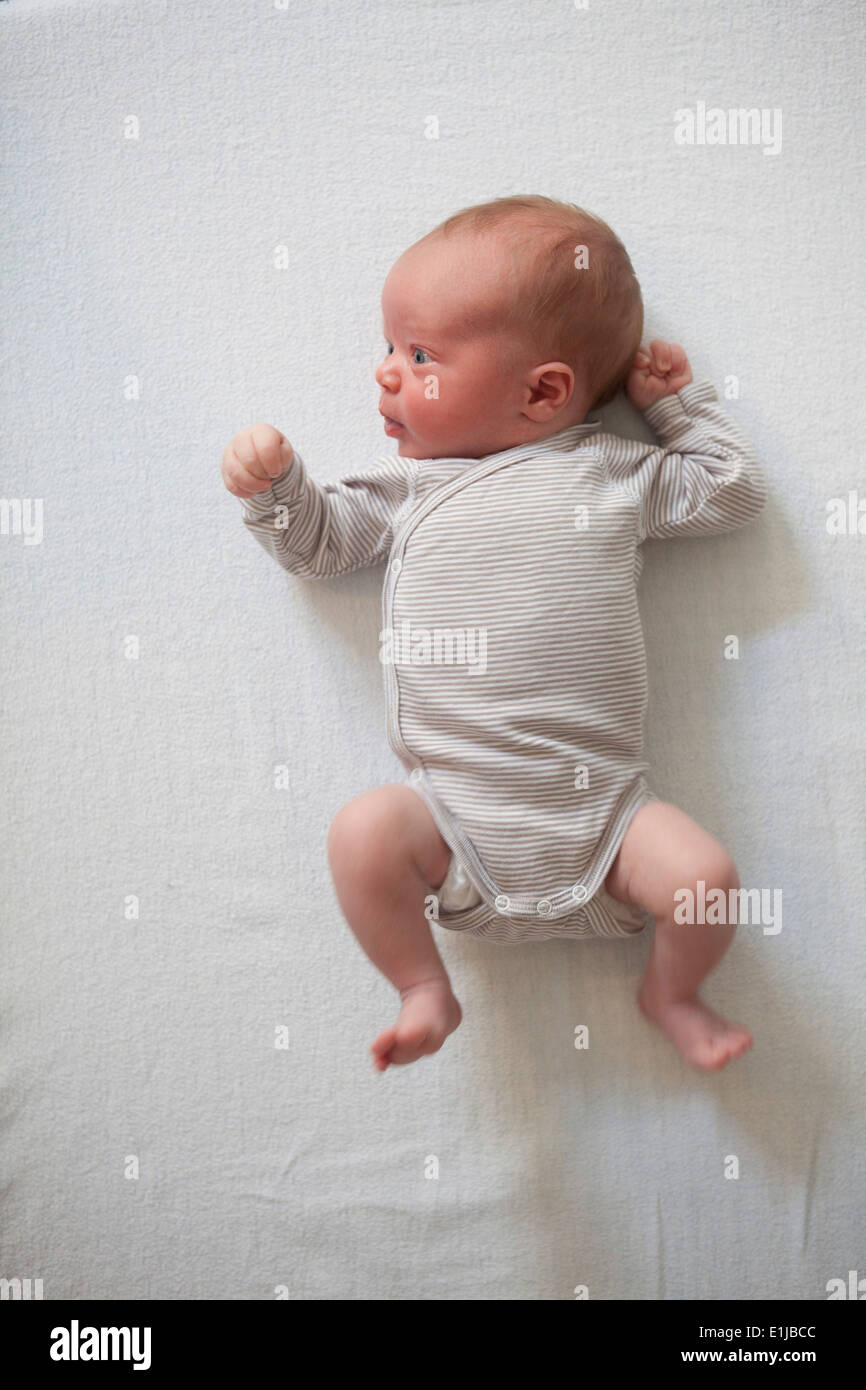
[241,380,766,944]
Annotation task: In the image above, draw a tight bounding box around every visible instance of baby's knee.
[700,848,740,895]
[327,797,372,873]
[326,786,407,882]
[653,848,739,920]
[671,850,739,911]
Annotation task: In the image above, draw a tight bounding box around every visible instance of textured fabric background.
[1,0,864,1300]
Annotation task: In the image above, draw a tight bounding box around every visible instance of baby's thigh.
[604,801,738,917]
[327,783,451,887]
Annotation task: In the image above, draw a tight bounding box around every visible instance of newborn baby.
[221,195,767,1074]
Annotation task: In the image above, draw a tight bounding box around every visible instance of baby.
[222,195,767,1075]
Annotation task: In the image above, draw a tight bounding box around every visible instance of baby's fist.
[626,340,693,411]
[221,423,294,498]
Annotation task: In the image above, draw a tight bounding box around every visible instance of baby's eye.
[412,347,430,365]
[384,342,394,356]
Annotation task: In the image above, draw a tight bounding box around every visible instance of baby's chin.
[396,433,475,461]
[396,436,430,459]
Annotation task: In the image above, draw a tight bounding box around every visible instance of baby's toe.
[370,1027,397,1058]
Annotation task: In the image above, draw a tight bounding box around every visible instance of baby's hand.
[626,340,693,411]
[221,424,294,498]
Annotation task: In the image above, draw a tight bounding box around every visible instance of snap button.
[572,884,588,903]
[391,557,402,574]
[494,894,510,913]
[409,768,423,784]
[537,899,552,916]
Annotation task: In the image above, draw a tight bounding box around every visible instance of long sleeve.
[239,447,416,578]
[599,380,768,542]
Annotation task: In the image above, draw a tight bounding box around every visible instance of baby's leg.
[327,784,462,1071]
[604,801,753,1070]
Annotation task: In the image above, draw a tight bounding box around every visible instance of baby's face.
[376,236,534,459]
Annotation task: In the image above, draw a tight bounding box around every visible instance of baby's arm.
[603,340,767,541]
[221,423,414,577]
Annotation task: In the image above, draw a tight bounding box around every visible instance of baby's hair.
[421,194,644,412]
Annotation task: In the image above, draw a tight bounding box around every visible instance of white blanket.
[1,0,863,1300]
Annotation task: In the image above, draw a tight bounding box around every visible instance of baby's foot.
[370,978,462,1072]
[637,986,753,1070]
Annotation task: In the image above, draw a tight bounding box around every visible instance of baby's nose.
[376,359,398,388]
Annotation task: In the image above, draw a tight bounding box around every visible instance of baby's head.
[377,194,643,459]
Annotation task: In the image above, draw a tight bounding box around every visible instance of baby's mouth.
[379,409,404,433]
